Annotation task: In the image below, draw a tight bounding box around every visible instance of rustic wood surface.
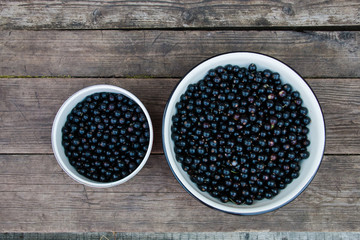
[0,30,359,78]
[0,78,359,155]
[1,232,360,240]
[0,154,359,232]
[0,0,359,234]
[0,1,359,30]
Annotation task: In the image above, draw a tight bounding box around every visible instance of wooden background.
[0,0,359,233]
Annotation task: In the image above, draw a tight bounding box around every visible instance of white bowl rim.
[162,51,326,215]
[52,84,154,188]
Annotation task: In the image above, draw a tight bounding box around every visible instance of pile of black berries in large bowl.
[162,52,325,214]
[52,85,153,187]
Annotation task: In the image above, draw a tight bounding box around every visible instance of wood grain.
[0,1,359,30]
[0,30,359,78]
[0,78,359,154]
[0,154,359,232]
[2,232,360,240]
[0,0,358,235]
[0,78,170,154]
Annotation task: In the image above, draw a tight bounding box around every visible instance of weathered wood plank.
[309,78,360,155]
[0,154,359,232]
[1,232,360,240]
[0,1,359,30]
[0,155,180,193]
[0,78,169,154]
[0,78,359,154]
[0,30,359,78]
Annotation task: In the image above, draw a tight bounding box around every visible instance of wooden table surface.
[0,0,359,233]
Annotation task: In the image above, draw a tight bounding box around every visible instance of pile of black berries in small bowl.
[162,52,325,215]
[52,85,153,187]
[170,63,311,206]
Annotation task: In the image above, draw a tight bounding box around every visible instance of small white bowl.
[52,84,154,188]
[162,52,325,214]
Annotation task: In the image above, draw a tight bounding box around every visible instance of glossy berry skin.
[62,92,150,183]
[171,64,311,205]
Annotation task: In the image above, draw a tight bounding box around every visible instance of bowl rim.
[52,84,154,188]
[162,51,326,215]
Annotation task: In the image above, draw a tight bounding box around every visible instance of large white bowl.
[52,84,154,188]
[162,52,325,214]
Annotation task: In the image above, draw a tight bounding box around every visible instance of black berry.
[62,92,150,183]
[171,64,311,205]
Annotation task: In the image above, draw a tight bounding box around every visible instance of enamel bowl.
[52,84,153,188]
[162,52,325,214]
